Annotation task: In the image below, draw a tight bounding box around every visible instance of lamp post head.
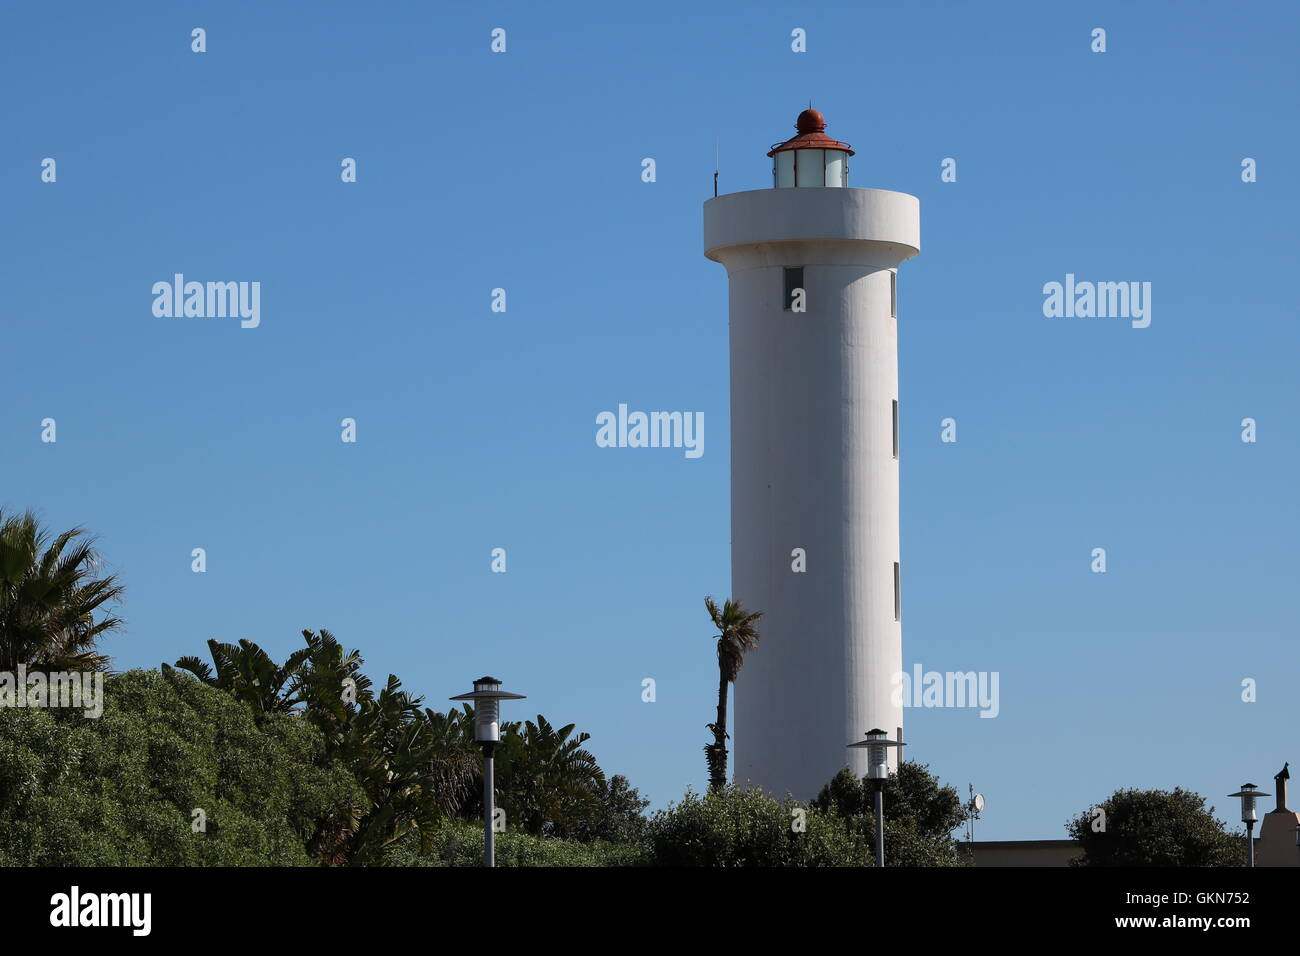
[450,676,526,743]
[848,728,904,780]
[1227,783,1270,824]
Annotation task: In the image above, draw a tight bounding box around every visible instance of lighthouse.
[704,110,920,799]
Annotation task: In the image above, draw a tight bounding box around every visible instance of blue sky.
[2,1,1296,841]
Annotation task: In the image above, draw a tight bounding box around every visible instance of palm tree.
[173,637,312,717]
[492,714,605,837]
[171,629,373,728]
[291,628,373,746]
[171,630,479,864]
[0,510,123,671]
[332,676,480,865]
[703,596,762,792]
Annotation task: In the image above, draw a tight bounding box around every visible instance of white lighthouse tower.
[704,110,920,799]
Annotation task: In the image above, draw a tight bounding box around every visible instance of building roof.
[767,109,855,157]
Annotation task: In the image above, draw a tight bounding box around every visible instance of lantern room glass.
[774,149,848,188]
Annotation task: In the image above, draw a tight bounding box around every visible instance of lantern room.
[768,108,854,188]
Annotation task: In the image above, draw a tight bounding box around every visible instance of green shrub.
[383,822,647,867]
[0,669,358,865]
[646,785,876,866]
[1067,788,1243,866]
[812,763,969,866]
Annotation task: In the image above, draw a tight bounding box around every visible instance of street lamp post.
[1227,783,1270,868]
[848,728,905,867]
[451,676,526,867]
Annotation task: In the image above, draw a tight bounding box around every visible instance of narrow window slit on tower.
[894,562,901,622]
[892,400,899,459]
[784,267,804,312]
[890,271,897,318]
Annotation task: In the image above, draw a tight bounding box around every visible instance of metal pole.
[874,783,884,868]
[1246,820,1254,868]
[483,742,495,867]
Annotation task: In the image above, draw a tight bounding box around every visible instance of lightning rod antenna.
[713,137,719,198]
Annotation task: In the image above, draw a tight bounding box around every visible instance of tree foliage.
[172,631,478,865]
[812,761,970,865]
[0,669,357,865]
[171,630,642,861]
[646,785,873,866]
[0,511,123,672]
[647,764,971,867]
[488,714,604,837]
[384,821,647,867]
[571,774,651,845]
[1067,788,1243,867]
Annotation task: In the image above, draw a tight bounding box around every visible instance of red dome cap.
[796,109,827,133]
